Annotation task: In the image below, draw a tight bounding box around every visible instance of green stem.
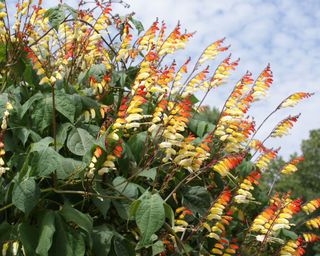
[0,203,13,213]
[51,84,57,151]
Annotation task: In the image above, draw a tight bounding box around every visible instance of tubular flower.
[251,194,301,240]
[137,20,159,52]
[202,191,232,242]
[270,114,300,138]
[174,207,192,233]
[159,99,192,163]
[251,64,273,101]
[182,66,209,97]
[279,238,305,256]
[280,156,304,175]
[249,139,268,153]
[302,198,320,215]
[212,155,243,177]
[207,213,233,241]
[206,189,231,221]
[116,22,133,61]
[279,92,314,109]
[86,147,103,178]
[210,238,238,256]
[173,135,211,172]
[198,38,229,65]
[132,60,157,93]
[0,102,13,176]
[171,58,191,94]
[234,171,261,204]
[214,117,255,153]
[154,61,176,93]
[223,72,254,116]
[255,148,278,171]
[158,23,193,56]
[305,216,320,230]
[302,233,319,243]
[113,87,147,131]
[208,56,240,89]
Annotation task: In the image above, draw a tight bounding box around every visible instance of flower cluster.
[234,171,261,204]
[302,198,320,215]
[174,206,192,232]
[212,155,243,177]
[279,238,305,256]
[279,92,314,109]
[250,194,301,242]
[270,114,301,138]
[305,216,320,230]
[280,156,304,175]
[255,148,279,171]
[210,238,238,256]
[0,102,12,176]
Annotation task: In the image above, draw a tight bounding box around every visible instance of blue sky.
[7,0,320,158]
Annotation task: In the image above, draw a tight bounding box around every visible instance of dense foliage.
[0,1,319,255]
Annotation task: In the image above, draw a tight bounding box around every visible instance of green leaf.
[16,127,31,146]
[92,183,111,218]
[127,131,147,163]
[135,193,165,247]
[56,123,73,151]
[92,225,114,256]
[31,147,59,177]
[163,203,175,227]
[18,223,40,256]
[50,214,86,256]
[281,229,298,240]
[67,128,95,156]
[0,43,6,62]
[12,178,40,215]
[30,137,54,152]
[118,71,127,87]
[138,167,157,181]
[88,64,107,83]
[19,92,43,119]
[128,200,141,220]
[45,5,66,30]
[181,186,210,216]
[152,240,165,256]
[113,235,135,256]
[31,96,53,133]
[57,157,86,179]
[113,176,140,198]
[188,94,199,104]
[0,222,12,244]
[60,203,93,236]
[55,90,75,122]
[36,211,56,256]
[128,17,144,35]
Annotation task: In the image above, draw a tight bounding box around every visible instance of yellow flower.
[39,76,50,85]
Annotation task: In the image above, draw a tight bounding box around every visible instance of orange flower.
[251,64,273,101]
[209,55,239,88]
[305,216,320,229]
[198,38,229,65]
[234,171,261,204]
[279,92,314,109]
[255,148,278,171]
[302,233,319,243]
[280,156,304,175]
[302,198,320,215]
[212,155,243,177]
[271,114,300,138]
[279,238,305,256]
